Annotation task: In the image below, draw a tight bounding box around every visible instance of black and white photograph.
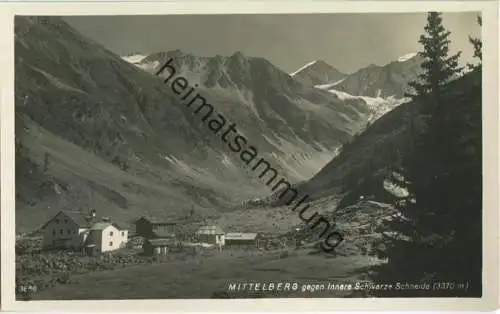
[3,1,497,308]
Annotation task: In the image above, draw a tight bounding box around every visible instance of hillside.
[129,50,370,162]
[15,17,371,231]
[255,69,481,264]
[295,69,480,203]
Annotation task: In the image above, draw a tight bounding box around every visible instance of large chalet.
[40,210,128,253]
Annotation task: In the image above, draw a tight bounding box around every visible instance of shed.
[225,232,259,246]
[134,216,177,238]
[195,225,225,246]
[143,238,177,256]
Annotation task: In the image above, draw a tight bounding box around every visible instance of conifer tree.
[370,12,482,297]
[468,15,482,70]
[405,12,463,168]
[406,12,463,100]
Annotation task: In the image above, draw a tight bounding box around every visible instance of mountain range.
[15,16,423,231]
[292,52,423,98]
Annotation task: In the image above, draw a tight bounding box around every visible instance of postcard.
[1,0,498,311]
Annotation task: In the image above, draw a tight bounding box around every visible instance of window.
[52,229,56,235]
[64,219,68,224]
[121,231,124,236]
[55,219,60,224]
[110,231,114,236]
[60,229,63,235]
[109,241,113,246]
[67,229,71,235]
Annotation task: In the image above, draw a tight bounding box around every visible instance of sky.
[64,12,481,74]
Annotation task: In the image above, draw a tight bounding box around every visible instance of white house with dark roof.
[41,210,128,252]
[85,222,128,252]
[112,222,129,243]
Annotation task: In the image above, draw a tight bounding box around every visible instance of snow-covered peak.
[122,54,148,64]
[290,60,318,76]
[398,52,418,62]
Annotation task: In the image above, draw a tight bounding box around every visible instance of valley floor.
[32,249,378,299]
[19,199,394,300]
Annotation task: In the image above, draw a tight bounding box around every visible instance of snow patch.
[398,52,418,62]
[122,54,148,64]
[325,89,358,101]
[325,89,386,107]
[220,153,237,170]
[318,87,410,122]
[383,179,409,198]
[314,78,345,90]
[161,154,201,178]
[135,60,160,72]
[290,60,318,76]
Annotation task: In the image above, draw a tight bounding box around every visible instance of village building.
[112,222,129,240]
[40,210,93,250]
[143,238,178,256]
[195,225,225,247]
[134,216,176,239]
[40,210,128,253]
[84,222,129,253]
[225,232,260,246]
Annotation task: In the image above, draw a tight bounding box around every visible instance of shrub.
[57,272,71,284]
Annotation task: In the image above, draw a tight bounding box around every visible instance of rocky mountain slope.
[289,60,346,87]
[288,55,421,124]
[290,53,423,99]
[299,68,480,204]
[239,69,479,273]
[131,49,370,179]
[333,53,424,98]
[15,16,371,231]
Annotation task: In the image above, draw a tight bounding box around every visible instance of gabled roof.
[40,210,91,230]
[225,233,259,241]
[89,222,112,230]
[146,238,178,247]
[135,216,176,225]
[151,230,175,239]
[196,225,224,235]
[112,222,129,230]
[64,211,93,227]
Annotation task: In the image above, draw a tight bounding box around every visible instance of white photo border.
[1,1,498,311]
